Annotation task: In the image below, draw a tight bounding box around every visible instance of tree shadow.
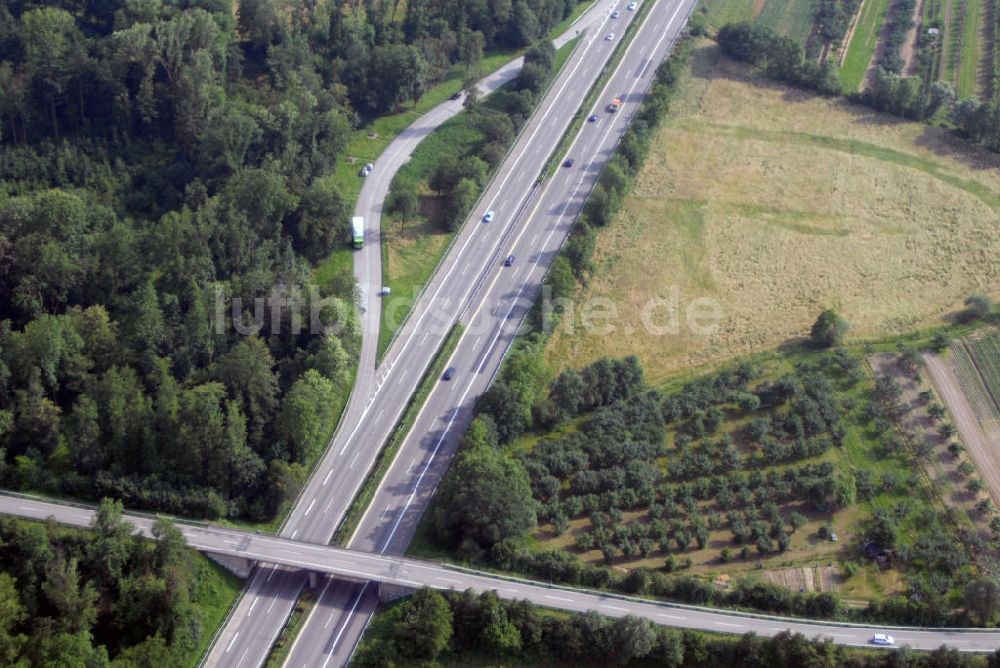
[911,125,1000,173]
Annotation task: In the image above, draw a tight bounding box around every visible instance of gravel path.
[925,352,1000,506]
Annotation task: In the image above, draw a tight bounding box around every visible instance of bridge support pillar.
[308,571,320,590]
[378,583,414,603]
[205,553,254,579]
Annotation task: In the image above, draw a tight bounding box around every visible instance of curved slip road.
[3,493,999,654]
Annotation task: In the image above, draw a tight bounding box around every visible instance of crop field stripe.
[951,336,1000,424]
[958,0,985,96]
[841,0,893,90]
[705,0,759,26]
[945,0,965,86]
[757,0,823,43]
[966,334,1000,417]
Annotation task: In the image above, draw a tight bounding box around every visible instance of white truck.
[352,216,364,249]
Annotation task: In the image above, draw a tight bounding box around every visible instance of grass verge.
[186,555,245,667]
[840,0,891,90]
[332,324,464,547]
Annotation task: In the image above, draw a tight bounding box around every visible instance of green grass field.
[545,42,1000,383]
[840,0,891,90]
[704,0,760,26]
[757,0,822,43]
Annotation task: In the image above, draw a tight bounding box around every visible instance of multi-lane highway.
[4,493,1000,654]
[283,0,703,665]
[205,1,638,665]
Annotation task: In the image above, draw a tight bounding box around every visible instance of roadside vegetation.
[378,39,574,356]
[353,587,984,668]
[0,500,240,666]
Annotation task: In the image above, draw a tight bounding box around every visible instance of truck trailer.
[352,216,364,249]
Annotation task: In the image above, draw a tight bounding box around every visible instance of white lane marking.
[350,451,362,469]
[545,595,574,603]
[290,530,298,540]
[323,584,370,668]
[225,632,240,653]
[247,597,258,616]
[267,596,278,613]
[714,622,741,629]
[657,613,685,620]
[435,575,462,584]
[461,262,470,275]
[236,647,250,667]
[604,605,629,612]
[376,408,385,421]
[266,565,277,582]
[323,468,334,485]
[304,499,316,516]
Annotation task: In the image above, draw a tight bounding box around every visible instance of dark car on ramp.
[442,367,456,381]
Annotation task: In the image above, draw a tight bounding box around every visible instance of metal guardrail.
[434,559,998,635]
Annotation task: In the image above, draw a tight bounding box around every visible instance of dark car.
[504,254,515,267]
[588,113,599,122]
[563,158,575,168]
[450,91,462,100]
[442,367,456,381]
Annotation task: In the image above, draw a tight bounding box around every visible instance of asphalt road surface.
[283,0,703,665]
[3,493,999,654]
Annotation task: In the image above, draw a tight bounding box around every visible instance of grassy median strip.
[263,587,318,668]
[539,0,659,179]
[332,323,464,547]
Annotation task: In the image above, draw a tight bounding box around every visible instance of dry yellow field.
[546,44,1000,383]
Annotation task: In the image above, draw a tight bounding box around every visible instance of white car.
[605,32,615,41]
[627,1,637,9]
[871,634,895,646]
[483,210,495,222]
[611,10,620,18]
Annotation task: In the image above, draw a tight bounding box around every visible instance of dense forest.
[0,500,219,665]
[0,0,583,522]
